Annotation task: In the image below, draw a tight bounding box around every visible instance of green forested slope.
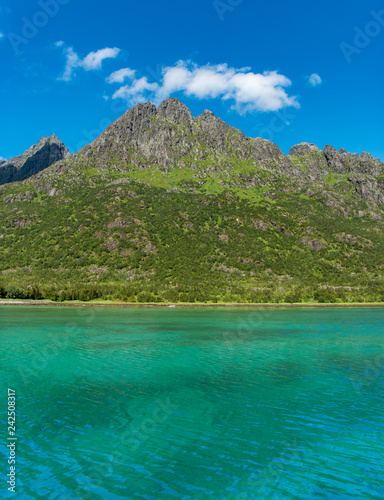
[0,99,383,303]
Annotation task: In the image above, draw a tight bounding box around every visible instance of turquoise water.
[1,306,384,499]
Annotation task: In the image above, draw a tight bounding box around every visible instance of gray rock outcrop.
[16,98,383,210]
[77,97,299,176]
[288,142,329,176]
[323,145,383,176]
[0,134,69,185]
[289,142,321,156]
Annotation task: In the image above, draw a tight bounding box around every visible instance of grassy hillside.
[1,156,384,304]
[1,99,383,303]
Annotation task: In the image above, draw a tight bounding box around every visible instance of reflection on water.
[1,306,384,499]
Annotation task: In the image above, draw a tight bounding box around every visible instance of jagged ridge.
[0,98,384,303]
[0,134,69,186]
[75,98,383,177]
[43,98,383,209]
[2,98,384,208]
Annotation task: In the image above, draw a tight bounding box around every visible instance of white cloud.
[109,60,299,113]
[107,67,136,84]
[55,40,64,47]
[60,47,80,81]
[58,44,121,81]
[0,156,7,162]
[82,48,120,70]
[307,73,322,87]
[0,32,4,40]
[112,77,159,103]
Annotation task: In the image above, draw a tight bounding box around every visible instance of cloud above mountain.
[106,68,136,84]
[108,61,300,113]
[58,44,121,81]
[57,44,299,113]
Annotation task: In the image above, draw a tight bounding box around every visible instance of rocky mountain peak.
[324,145,384,176]
[79,98,247,168]
[157,97,193,125]
[0,134,69,185]
[289,142,321,156]
[38,97,381,198]
[2,98,383,215]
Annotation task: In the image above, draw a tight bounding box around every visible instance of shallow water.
[1,306,384,499]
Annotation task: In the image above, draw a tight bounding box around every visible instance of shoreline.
[0,300,384,308]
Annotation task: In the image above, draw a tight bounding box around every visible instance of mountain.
[55,98,384,208]
[0,98,383,304]
[0,134,69,186]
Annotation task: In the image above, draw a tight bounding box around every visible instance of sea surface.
[1,306,384,499]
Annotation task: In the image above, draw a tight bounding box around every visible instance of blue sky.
[0,0,383,161]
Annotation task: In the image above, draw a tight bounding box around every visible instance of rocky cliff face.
[76,98,298,175]
[288,142,384,176]
[74,98,383,182]
[323,145,383,176]
[287,141,384,206]
[0,134,69,185]
[4,98,384,211]
[1,99,384,302]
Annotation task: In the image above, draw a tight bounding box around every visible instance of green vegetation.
[1,99,383,304]
[1,162,384,304]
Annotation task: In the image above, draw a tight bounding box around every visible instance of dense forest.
[1,99,384,304]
